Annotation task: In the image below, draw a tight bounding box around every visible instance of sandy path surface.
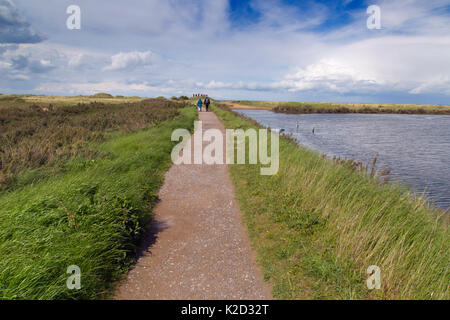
[115,111,272,300]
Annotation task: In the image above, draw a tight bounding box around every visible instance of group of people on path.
[197,96,210,112]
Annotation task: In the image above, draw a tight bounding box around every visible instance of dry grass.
[0,97,187,189]
[24,95,144,105]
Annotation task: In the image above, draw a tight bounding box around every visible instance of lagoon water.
[235,110,450,210]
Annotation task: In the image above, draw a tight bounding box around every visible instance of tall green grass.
[0,107,197,299]
[213,104,448,300]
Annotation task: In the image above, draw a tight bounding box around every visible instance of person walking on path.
[204,96,210,112]
[197,98,203,112]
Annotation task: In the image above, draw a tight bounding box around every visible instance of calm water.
[235,110,450,209]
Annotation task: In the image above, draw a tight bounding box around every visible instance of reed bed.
[231,100,450,114]
[274,104,450,115]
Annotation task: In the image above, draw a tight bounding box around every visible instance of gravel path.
[115,111,272,300]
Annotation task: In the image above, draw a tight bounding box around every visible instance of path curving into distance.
[115,111,272,300]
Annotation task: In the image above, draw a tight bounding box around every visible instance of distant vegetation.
[91,93,114,98]
[214,103,449,300]
[0,97,196,299]
[274,104,450,115]
[1,94,144,106]
[0,95,26,104]
[170,95,193,101]
[232,100,450,115]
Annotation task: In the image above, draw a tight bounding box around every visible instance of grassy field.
[0,96,185,189]
[0,93,145,106]
[213,103,449,300]
[0,97,197,299]
[231,100,450,114]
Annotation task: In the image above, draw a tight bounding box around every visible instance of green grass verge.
[0,107,197,299]
[213,104,448,300]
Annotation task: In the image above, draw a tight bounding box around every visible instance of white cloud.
[410,76,450,95]
[377,0,450,34]
[8,73,29,81]
[278,59,380,93]
[68,53,84,68]
[103,51,154,71]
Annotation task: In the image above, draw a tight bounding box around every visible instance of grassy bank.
[0,94,145,106]
[0,102,197,299]
[231,100,450,114]
[213,104,449,300]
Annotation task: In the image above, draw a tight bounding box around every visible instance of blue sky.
[1,0,450,104]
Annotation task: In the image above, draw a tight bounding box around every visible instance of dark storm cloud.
[0,0,46,44]
[9,54,55,73]
[10,54,27,69]
[0,44,17,54]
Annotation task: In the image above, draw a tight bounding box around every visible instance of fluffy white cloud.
[103,51,154,71]
[279,59,380,93]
